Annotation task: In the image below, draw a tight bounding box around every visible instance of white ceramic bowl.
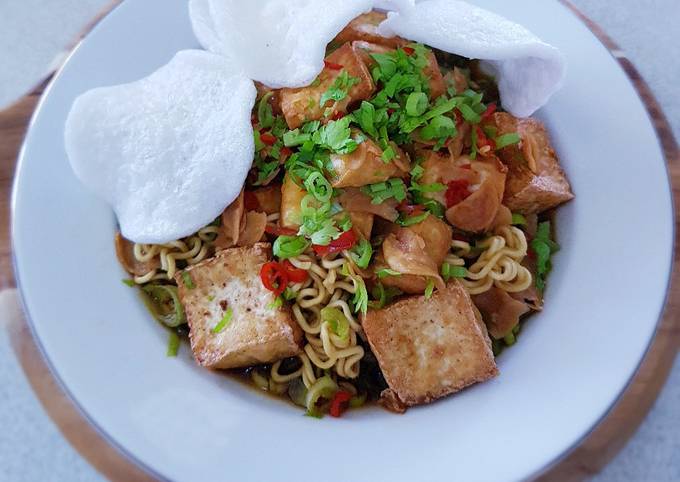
[11,0,673,481]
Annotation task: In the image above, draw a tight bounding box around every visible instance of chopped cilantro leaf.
[319,70,359,108]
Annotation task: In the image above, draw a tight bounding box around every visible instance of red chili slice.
[243,191,260,211]
[280,146,293,158]
[265,225,298,236]
[454,110,463,126]
[312,230,358,256]
[260,262,288,296]
[475,126,495,150]
[281,260,309,283]
[324,60,344,70]
[329,391,352,418]
[445,179,472,208]
[402,46,415,56]
[260,132,277,145]
[330,111,344,121]
[481,103,497,120]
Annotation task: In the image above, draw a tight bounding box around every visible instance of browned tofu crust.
[176,243,302,369]
[493,112,574,214]
[279,43,375,129]
[362,281,498,406]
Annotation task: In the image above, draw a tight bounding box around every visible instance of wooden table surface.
[0,2,678,480]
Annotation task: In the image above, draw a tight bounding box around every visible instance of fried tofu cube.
[362,281,498,406]
[492,112,574,214]
[329,136,404,187]
[279,43,375,129]
[333,12,406,48]
[280,173,307,229]
[176,243,302,369]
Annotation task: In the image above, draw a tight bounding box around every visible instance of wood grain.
[0,2,677,481]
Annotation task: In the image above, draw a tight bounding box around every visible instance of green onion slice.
[321,307,350,342]
[212,308,233,334]
[273,235,310,259]
[166,331,180,357]
[141,284,186,328]
[406,92,428,117]
[305,375,338,417]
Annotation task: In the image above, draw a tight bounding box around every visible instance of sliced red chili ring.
[402,46,415,56]
[260,262,288,296]
[312,230,358,256]
[324,60,344,70]
[329,390,352,418]
[260,132,277,145]
[481,103,497,120]
[282,260,309,283]
[445,179,472,208]
[475,126,495,150]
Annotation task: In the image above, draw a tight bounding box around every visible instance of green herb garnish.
[212,308,233,334]
[167,332,180,357]
[530,221,560,292]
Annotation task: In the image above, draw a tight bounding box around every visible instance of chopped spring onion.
[503,331,516,346]
[376,268,401,278]
[441,263,467,281]
[266,296,284,310]
[141,284,186,328]
[166,331,180,357]
[494,133,521,150]
[288,377,308,407]
[303,171,333,203]
[360,178,407,204]
[251,369,270,391]
[321,307,350,342]
[405,92,428,117]
[397,211,430,227]
[457,103,481,124]
[181,271,195,289]
[511,213,527,225]
[349,392,367,408]
[419,115,456,141]
[369,283,402,309]
[424,278,435,299]
[212,308,233,334]
[531,221,560,291]
[273,235,310,260]
[305,375,338,417]
[121,279,135,287]
[349,238,373,269]
[257,91,274,129]
[352,276,369,315]
[381,145,396,163]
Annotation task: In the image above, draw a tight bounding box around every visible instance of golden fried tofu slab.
[492,112,574,214]
[176,243,302,369]
[279,43,375,129]
[362,281,498,407]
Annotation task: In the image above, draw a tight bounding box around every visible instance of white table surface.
[0,1,678,480]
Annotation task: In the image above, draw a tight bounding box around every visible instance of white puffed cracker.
[65,50,256,244]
